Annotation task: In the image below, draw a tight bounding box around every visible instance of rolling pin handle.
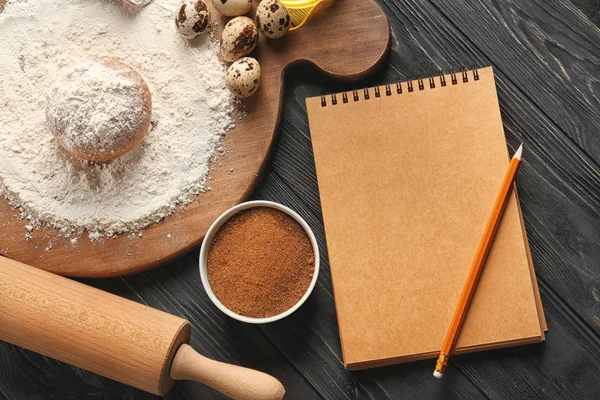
[170,343,285,400]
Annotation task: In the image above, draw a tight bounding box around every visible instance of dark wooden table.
[2,0,600,398]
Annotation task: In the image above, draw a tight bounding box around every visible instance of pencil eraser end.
[433,371,443,379]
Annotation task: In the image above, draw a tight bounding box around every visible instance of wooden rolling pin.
[0,255,285,400]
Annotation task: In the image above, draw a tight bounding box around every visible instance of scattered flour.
[0,0,236,239]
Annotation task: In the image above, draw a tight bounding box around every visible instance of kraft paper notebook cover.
[306,67,546,370]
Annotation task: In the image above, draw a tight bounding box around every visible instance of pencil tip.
[514,143,523,160]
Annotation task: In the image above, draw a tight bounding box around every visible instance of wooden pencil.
[433,144,524,378]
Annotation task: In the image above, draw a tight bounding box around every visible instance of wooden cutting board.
[0,0,389,277]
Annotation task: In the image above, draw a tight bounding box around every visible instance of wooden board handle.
[170,344,285,400]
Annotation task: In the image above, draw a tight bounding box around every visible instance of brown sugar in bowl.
[199,201,320,323]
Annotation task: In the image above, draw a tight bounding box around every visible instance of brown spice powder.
[207,207,315,319]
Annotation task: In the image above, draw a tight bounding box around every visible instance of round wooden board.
[0,0,389,277]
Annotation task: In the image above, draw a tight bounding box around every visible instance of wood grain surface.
[2,0,600,399]
[0,0,390,277]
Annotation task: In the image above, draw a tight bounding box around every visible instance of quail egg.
[256,0,290,39]
[226,57,261,98]
[211,0,252,17]
[175,0,211,40]
[221,16,259,62]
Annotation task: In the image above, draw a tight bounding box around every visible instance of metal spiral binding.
[320,68,480,107]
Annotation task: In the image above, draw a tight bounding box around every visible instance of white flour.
[0,0,236,239]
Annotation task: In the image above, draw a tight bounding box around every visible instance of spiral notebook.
[306,66,546,369]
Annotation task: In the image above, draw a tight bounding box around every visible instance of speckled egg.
[175,0,211,40]
[211,0,252,17]
[255,0,290,39]
[226,57,261,98]
[220,16,258,62]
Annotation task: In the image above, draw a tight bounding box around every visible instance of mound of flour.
[0,0,236,239]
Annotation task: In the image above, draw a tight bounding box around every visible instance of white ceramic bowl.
[199,200,320,324]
